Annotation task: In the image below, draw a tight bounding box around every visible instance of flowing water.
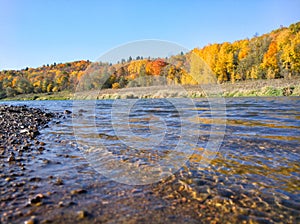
[0,97,299,223]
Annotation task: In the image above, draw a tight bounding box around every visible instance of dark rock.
[30,130,40,139]
[218,188,235,198]
[68,201,77,206]
[64,110,72,114]
[78,109,87,113]
[196,185,211,194]
[38,147,45,152]
[29,193,45,205]
[29,177,42,182]
[7,155,15,162]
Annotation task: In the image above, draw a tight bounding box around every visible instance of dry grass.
[73,77,300,100]
[3,77,300,101]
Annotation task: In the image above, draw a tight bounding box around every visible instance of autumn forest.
[0,22,299,99]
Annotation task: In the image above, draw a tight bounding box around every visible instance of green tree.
[15,78,33,94]
[6,87,17,97]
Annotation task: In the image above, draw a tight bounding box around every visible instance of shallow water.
[1,97,300,223]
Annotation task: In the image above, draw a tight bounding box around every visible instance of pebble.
[181,197,187,203]
[29,177,42,182]
[5,177,12,182]
[7,155,15,162]
[64,110,72,114]
[77,210,88,219]
[28,193,45,205]
[196,185,211,194]
[24,216,38,224]
[71,188,87,195]
[54,178,64,185]
[37,147,45,152]
[218,188,235,199]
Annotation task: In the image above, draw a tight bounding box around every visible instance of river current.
[1,97,299,223]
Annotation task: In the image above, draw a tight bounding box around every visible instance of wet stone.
[29,177,42,182]
[28,194,45,205]
[68,201,77,206]
[24,216,38,224]
[37,147,45,152]
[64,110,72,114]
[54,178,64,185]
[7,155,15,162]
[71,188,87,195]
[217,188,235,198]
[195,185,211,194]
[77,210,89,219]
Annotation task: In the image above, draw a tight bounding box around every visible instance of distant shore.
[2,77,300,101]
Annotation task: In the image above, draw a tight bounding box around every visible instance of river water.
[1,97,300,223]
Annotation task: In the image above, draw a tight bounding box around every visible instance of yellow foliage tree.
[262,40,279,79]
[127,60,147,76]
[112,82,120,89]
[188,52,216,85]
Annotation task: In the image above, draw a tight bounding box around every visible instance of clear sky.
[1,0,300,70]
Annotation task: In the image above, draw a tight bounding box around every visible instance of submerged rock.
[28,193,45,205]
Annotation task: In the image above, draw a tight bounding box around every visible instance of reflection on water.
[1,97,299,223]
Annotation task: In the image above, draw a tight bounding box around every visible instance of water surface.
[0,97,299,223]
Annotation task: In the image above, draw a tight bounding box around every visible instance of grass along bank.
[73,77,300,100]
[1,91,73,101]
[2,78,300,101]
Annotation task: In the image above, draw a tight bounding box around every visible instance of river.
[0,97,299,223]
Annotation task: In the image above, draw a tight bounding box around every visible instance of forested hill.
[0,22,299,99]
[192,22,300,83]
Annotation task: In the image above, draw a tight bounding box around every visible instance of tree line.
[0,22,299,98]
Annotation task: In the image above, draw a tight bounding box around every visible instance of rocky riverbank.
[0,105,55,151]
[0,105,58,223]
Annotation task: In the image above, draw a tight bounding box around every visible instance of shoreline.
[2,77,300,101]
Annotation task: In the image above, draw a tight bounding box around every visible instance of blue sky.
[1,0,300,70]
